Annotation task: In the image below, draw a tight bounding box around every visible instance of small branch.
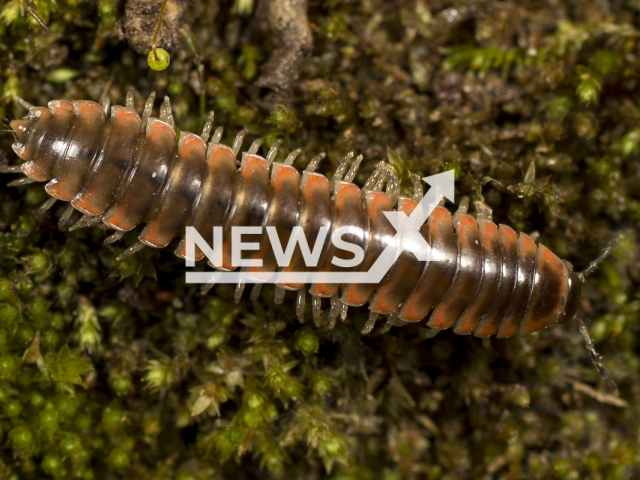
[572,381,628,408]
[151,0,170,61]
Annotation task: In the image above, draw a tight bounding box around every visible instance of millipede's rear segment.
[8,95,581,338]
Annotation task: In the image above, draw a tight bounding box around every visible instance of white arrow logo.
[186,170,455,284]
[362,170,456,283]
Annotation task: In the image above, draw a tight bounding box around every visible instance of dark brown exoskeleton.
[6,93,585,340]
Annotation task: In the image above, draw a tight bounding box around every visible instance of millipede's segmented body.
[8,96,581,337]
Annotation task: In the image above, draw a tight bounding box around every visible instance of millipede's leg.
[364,161,385,191]
[456,196,470,215]
[380,309,402,333]
[311,295,324,326]
[69,214,99,231]
[87,216,103,227]
[232,129,248,157]
[68,214,90,231]
[577,234,623,282]
[248,138,263,155]
[379,319,393,334]
[362,311,378,335]
[211,126,224,145]
[7,177,36,187]
[201,111,215,142]
[305,152,326,172]
[116,242,146,261]
[340,303,348,321]
[344,154,363,183]
[330,152,354,192]
[296,289,306,323]
[250,283,262,302]
[384,164,400,205]
[265,140,283,166]
[576,317,619,395]
[328,293,340,329]
[141,92,157,129]
[474,198,493,222]
[420,327,440,340]
[201,281,216,295]
[380,309,400,333]
[199,271,222,295]
[284,148,302,166]
[58,204,75,230]
[372,163,390,193]
[125,89,135,109]
[0,166,22,173]
[159,96,174,126]
[102,96,111,115]
[38,197,57,212]
[311,295,322,317]
[105,230,125,244]
[274,286,285,305]
[234,276,246,304]
[410,173,423,201]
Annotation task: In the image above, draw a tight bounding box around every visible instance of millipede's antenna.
[19,0,49,31]
[14,96,34,111]
[577,234,623,282]
[575,316,619,396]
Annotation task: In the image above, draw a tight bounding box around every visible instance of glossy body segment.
[140,133,206,248]
[520,244,570,335]
[219,153,271,271]
[369,197,427,314]
[280,172,332,291]
[474,225,519,337]
[103,118,176,231]
[399,206,458,322]
[248,162,302,279]
[72,107,142,215]
[496,233,537,338]
[340,191,395,307]
[175,144,237,261]
[454,220,502,335]
[46,101,106,201]
[428,214,484,330]
[310,181,367,298]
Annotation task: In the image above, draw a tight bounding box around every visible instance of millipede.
[2,92,610,344]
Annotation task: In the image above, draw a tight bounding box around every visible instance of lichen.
[0,0,639,478]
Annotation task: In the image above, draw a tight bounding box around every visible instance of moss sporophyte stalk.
[0,0,639,479]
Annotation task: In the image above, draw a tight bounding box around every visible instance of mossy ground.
[0,0,639,478]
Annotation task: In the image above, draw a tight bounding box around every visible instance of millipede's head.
[10,118,30,143]
[9,105,56,165]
